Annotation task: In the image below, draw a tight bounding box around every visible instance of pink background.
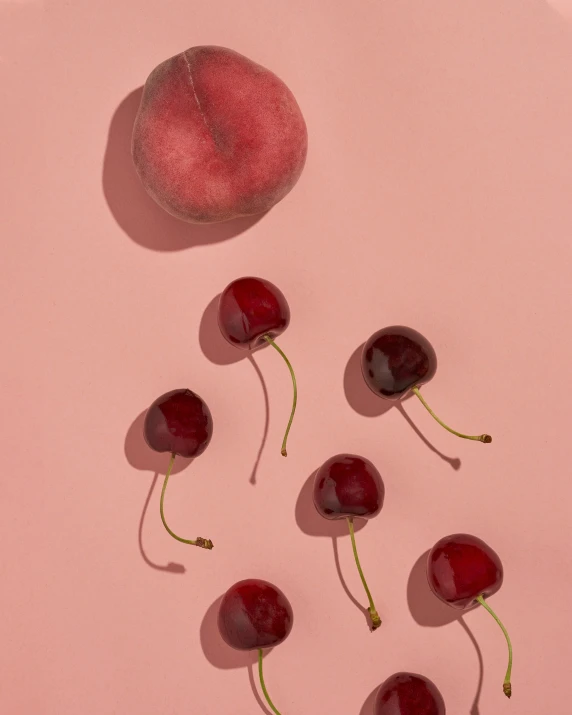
[2,1,572,713]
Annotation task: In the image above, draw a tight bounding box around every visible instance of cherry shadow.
[200,596,258,669]
[407,550,459,628]
[295,470,367,539]
[344,344,395,418]
[125,410,194,475]
[102,88,265,252]
[137,472,185,574]
[407,551,483,714]
[200,593,276,714]
[460,619,485,715]
[246,357,271,485]
[344,344,460,470]
[397,404,461,471]
[125,409,193,573]
[198,295,269,484]
[198,294,244,366]
[359,686,378,715]
[296,470,372,626]
[332,535,370,627]
[248,661,274,715]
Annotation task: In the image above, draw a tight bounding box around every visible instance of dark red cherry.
[313,454,384,631]
[143,389,213,550]
[427,533,503,609]
[218,578,293,651]
[360,326,491,444]
[218,579,293,714]
[143,388,213,459]
[218,277,290,350]
[374,672,446,715]
[218,276,297,457]
[361,326,437,400]
[427,534,512,698]
[313,454,384,519]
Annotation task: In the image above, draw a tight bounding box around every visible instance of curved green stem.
[347,517,381,630]
[263,335,297,457]
[476,595,512,698]
[411,386,491,443]
[258,649,282,715]
[159,453,213,550]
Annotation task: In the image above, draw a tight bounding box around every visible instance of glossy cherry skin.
[143,389,213,458]
[313,454,384,520]
[427,533,503,609]
[361,326,437,400]
[218,579,293,651]
[374,673,446,715]
[218,277,290,350]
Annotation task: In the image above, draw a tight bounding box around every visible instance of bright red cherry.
[218,277,297,457]
[313,454,384,630]
[218,579,293,715]
[361,326,491,444]
[374,672,446,715]
[143,389,213,550]
[427,534,512,698]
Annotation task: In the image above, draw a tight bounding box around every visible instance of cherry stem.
[159,453,214,550]
[347,517,381,630]
[263,335,297,457]
[476,595,512,698]
[411,387,492,443]
[258,649,282,715]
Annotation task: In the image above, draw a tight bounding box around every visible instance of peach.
[131,46,308,224]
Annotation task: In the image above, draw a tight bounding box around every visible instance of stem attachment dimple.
[263,334,298,457]
[411,387,492,443]
[347,517,381,630]
[258,649,282,715]
[159,453,214,549]
[476,595,512,698]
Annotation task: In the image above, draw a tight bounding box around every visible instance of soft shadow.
[344,344,395,418]
[198,296,269,483]
[407,551,483,713]
[459,619,484,715]
[332,536,369,626]
[248,662,273,715]
[103,88,265,251]
[200,596,276,713]
[397,404,461,471]
[359,686,378,715]
[198,293,267,366]
[344,345,460,470]
[407,550,459,627]
[200,596,258,669]
[296,470,372,623]
[124,410,193,475]
[248,357,270,485]
[126,409,192,573]
[198,294,244,365]
[295,471,367,538]
[138,472,185,574]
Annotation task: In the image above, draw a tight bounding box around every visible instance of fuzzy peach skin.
[131,46,308,224]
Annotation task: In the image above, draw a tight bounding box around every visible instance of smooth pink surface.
[2,2,572,714]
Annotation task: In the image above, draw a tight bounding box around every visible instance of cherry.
[313,454,384,630]
[374,672,446,715]
[143,388,214,550]
[361,326,491,444]
[218,277,297,456]
[427,533,512,698]
[218,579,293,715]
